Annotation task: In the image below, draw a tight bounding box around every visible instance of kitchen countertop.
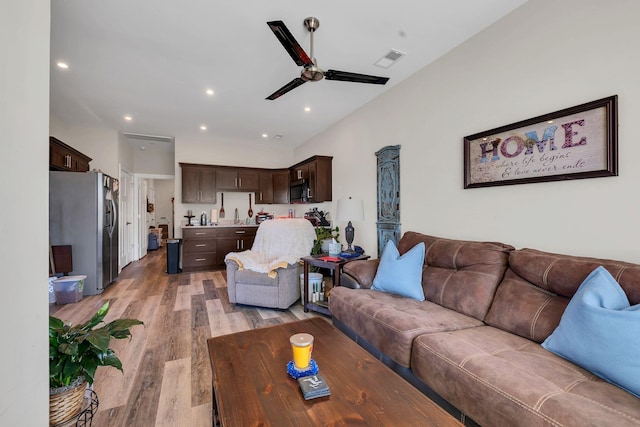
[182,223,259,228]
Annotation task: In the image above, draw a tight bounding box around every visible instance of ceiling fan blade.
[266,77,307,100]
[267,21,313,67]
[324,70,389,85]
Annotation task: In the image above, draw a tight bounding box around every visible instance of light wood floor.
[50,246,321,426]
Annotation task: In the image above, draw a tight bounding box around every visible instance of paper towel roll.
[211,209,218,223]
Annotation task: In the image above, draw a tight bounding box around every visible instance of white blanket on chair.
[224,218,316,277]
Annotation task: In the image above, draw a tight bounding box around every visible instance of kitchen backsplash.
[179,192,333,227]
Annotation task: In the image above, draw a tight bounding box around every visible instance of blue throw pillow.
[541,266,640,397]
[371,240,425,301]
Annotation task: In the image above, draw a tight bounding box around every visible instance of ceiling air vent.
[374,49,406,69]
[122,132,174,144]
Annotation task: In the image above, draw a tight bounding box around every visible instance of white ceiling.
[50,0,528,151]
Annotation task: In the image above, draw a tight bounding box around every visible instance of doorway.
[120,169,136,269]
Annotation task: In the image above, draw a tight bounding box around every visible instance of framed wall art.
[464,95,618,189]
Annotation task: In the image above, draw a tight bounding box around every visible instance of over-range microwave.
[290,179,309,203]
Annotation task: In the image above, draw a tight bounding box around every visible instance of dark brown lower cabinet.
[182,226,256,272]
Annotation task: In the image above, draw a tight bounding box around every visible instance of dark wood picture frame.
[464,95,618,189]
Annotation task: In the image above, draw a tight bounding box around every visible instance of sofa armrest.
[225,259,240,303]
[341,259,380,289]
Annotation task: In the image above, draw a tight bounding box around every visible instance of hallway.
[50,247,318,426]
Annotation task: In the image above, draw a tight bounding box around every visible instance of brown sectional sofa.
[330,232,640,426]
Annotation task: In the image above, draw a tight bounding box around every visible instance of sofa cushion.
[235,268,278,286]
[329,286,483,367]
[411,326,640,427]
[486,248,640,342]
[372,240,425,301]
[397,232,513,321]
[542,266,640,397]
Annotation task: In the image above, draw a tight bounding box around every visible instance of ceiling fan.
[266,17,389,100]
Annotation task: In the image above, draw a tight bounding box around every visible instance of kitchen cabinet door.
[257,171,273,204]
[216,169,238,190]
[182,167,201,203]
[181,164,217,203]
[49,137,92,172]
[215,227,257,265]
[216,168,259,191]
[199,168,217,203]
[238,169,259,191]
[272,170,290,204]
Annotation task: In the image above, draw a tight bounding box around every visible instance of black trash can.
[166,239,182,274]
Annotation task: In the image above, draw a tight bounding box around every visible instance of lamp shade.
[336,198,364,222]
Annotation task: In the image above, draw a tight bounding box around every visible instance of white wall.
[297,0,640,263]
[118,131,134,173]
[134,148,174,175]
[0,0,49,424]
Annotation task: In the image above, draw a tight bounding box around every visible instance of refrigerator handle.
[108,198,117,237]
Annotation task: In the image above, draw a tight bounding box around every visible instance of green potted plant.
[49,301,143,425]
[311,226,340,255]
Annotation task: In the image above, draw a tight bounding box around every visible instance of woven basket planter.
[49,379,86,426]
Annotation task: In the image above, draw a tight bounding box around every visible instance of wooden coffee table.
[207,317,462,426]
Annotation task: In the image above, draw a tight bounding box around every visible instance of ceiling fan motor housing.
[302,65,324,81]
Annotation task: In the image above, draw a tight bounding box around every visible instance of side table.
[301,254,370,315]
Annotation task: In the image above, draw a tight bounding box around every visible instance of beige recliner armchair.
[225,218,316,309]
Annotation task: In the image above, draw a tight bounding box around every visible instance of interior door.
[138,178,148,257]
[120,169,135,268]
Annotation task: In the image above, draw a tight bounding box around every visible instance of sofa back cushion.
[485,248,640,342]
[397,232,514,321]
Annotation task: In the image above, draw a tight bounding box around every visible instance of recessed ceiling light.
[205,89,214,96]
[547,120,554,124]
[274,134,283,139]
[124,115,132,121]
[304,106,311,112]
[261,133,268,138]
[139,146,146,151]
[200,125,207,131]
[56,62,69,69]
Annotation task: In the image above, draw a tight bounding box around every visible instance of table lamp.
[336,197,364,253]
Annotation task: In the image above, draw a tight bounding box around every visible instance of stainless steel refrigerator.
[49,171,119,295]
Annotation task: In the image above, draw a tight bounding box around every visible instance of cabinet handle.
[239,178,242,187]
[241,240,244,249]
[260,192,263,201]
[307,188,312,199]
[195,258,206,262]
[195,244,207,247]
[235,230,246,234]
[235,177,238,187]
[195,232,206,235]
[236,240,240,250]
[297,169,302,180]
